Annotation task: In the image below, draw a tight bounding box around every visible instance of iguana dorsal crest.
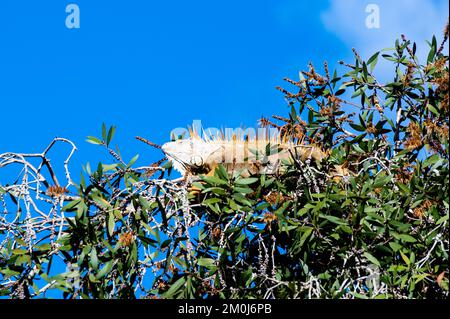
[161,126,326,177]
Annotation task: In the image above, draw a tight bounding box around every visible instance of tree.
[0,25,448,299]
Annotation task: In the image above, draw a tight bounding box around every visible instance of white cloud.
[321,0,448,74]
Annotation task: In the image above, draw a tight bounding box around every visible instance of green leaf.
[422,154,440,168]
[106,125,116,147]
[127,154,139,167]
[102,123,107,140]
[319,214,347,226]
[161,239,172,249]
[197,258,215,268]
[36,244,52,251]
[299,227,313,247]
[0,269,21,278]
[427,35,437,63]
[233,186,253,194]
[373,175,391,188]
[163,277,186,298]
[351,88,364,98]
[201,175,228,186]
[107,211,115,237]
[233,193,253,206]
[92,195,111,209]
[426,103,440,116]
[191,182,205,190]
[396,234,416,243]
[203,198,222,205]
[362,62,368,79]
[349,123,366,132]
[12,249,27,255]
[400,251,411,266]
[363,252,381,267]
[62,199,81,212]
[388,242,402,252]
[215,164,229,181]
[436,213,449,225]
[89,248,99,270]
[138,235,157,246]
[367,52,380,71]
[96,261,113,279]
[350,292,369,299]
[86,136,103,145]
[235,177,259,185]
[413,273,430,284]
[204,187,227,196]
[102,163,118,172]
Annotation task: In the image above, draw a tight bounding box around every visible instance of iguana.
[160,127,328,179]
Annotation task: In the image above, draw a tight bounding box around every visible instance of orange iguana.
[160,128,328,179]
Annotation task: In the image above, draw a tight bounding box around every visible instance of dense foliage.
[0,28,448,299]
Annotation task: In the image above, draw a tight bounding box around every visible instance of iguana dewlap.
[161,130,326,178]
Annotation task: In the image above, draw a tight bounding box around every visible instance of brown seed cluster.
[424,118,449,141]
[319,107,333,118]
[402,63,415,87]
[157,280,167,290]
[260,115,306,142]
[144,164,160,178]
[428,57,449,111]
[413,199,433,219]
[437,20,449,55]
[118,232,134,247]
[327,95,342,108]
[403,122,423,151]
[365,122,377,135]
[168,264,179,274]
[331,164,352,183]
[372,94,383,114]
[46,185,68,198]
[211,226,222,241]
[154,260,163,270]
[263,213,278,225]
[395,163,415,184]
[275,84,306,99]
[259,116,280,129]
[303,63,327,86]
[264,192,285,205]
[199,280,219,296]
[276,62,330,100]
[373,187,383,195]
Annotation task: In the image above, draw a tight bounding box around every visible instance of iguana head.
[161,138,220,175]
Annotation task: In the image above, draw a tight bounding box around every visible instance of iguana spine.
[161,127,327,178]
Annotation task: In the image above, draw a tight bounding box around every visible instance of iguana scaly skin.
[161,128,327,179]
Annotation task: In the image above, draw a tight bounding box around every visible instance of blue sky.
[0,0,447,173]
